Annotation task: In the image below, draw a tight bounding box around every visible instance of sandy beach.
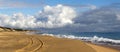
[0,32,119,52]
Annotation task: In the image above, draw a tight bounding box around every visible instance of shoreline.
[34,32,120,52]
[85,41,120,51]
[94,43,120,51]
[86,43,120,52]
[30,31,120,52]
[33,31,120,51]
[86,42,120,52]
[0,31,119,52]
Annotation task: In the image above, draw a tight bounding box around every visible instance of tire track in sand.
[32,36,43,52]
[0,34,43,52]
[16,35,43,52]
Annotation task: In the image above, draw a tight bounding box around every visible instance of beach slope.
[0,32,119,52]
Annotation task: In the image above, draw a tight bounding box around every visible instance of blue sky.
[0,0,120,15]
[45,0,118,6]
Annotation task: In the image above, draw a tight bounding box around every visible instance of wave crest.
[41,33,120,46]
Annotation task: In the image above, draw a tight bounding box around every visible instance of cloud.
[0,13,36,28]
[0,3,120,32]
[79,4,97,10]
[0,0,45,8]
[88,5,97,10]
[64,4,97,10]
[0,4,77,28]
[73,4,120,32]
[36,4,76,28]
[116,14,120,20]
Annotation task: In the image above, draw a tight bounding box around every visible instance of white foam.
[41,33,120,45]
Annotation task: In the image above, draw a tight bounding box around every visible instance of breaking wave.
[41,33,120,46]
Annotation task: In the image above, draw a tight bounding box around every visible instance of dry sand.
[0,32,119,52]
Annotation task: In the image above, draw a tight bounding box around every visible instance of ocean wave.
[41,33,120,46]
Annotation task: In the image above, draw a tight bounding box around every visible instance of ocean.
[35,31,120,46]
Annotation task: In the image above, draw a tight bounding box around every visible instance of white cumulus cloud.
[0,4,77,28]
[116,14,120,20]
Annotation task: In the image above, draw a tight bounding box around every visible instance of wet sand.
[86,43,120,52]
[0,32,119,52]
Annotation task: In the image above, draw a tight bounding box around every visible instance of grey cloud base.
[73,5,120,32]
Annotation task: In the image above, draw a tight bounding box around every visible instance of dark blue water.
[70,32,120,40]
[36,31,120,46]
[39,31,120,40]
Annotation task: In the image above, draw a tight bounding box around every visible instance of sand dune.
[0,32,119,52]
